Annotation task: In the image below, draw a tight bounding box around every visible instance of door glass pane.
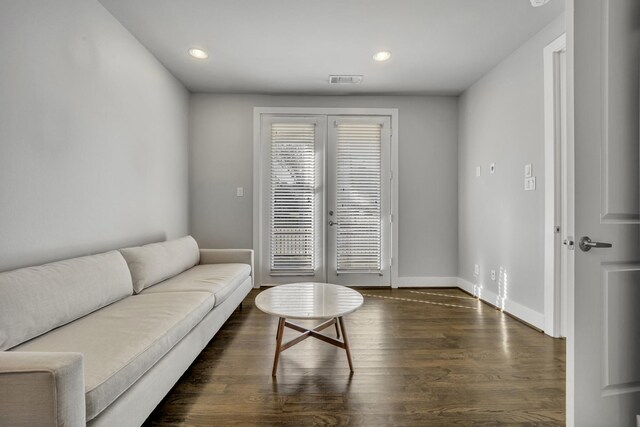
[335,123,382,273]
[269,123,316,275]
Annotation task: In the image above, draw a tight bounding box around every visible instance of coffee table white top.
[254,283,364,320]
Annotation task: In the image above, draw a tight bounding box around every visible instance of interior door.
[326,116,391,286]
[570,0,640,425]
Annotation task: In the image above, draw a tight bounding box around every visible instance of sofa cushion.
[12,292,214,421]
[0,251,132,351]
[120,236,200,294]
[140,263,251,307]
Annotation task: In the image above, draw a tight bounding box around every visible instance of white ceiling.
[98,0,564,95]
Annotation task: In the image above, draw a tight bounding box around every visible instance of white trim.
[252,110,262,288]
[252,107,399,288]
[257,274,546,331]
[457,278,545,330]
[456,277,477,296]
[565,4,575,423]
[254,107,399,117]
[390,112,399,289]
[396,276,459,287]
[544,33,567,337]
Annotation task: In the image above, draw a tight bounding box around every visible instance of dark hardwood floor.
[143,288,565,426]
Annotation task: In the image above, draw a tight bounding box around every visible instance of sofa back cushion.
[0,250,133,351]
[119,236,200,294]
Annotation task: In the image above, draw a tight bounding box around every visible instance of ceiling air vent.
[530,0,551,6]
[329,75,363,84]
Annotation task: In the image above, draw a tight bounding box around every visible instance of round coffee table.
[254,282,364,376]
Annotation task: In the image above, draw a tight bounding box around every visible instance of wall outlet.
[491,270,496,281]
[524,177,536,191]
[489,163,496,174]
[476,166,481,177]
[236,187,244,197]
[474,264,479,275]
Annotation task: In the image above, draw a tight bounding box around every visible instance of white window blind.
[270,123,316,275]
[335,122,383,273]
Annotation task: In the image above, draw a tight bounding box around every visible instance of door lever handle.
[579,236,612,252]
[329,220,338,226]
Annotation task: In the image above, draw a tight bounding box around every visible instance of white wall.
[458,15,565,326]
[189,95,459,281]
[0,0,190,271]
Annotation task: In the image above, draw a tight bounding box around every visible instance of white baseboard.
[257,275,545,331]
[456,277,478,296]
[395,276,459,287]
[456,278,545,330]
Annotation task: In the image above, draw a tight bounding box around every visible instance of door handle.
[579,236,612,252]
[329,220,338,226]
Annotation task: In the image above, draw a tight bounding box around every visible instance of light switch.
[474,264,479,275]
[525,164,532,178]
[476,166,481,177]
[236,187,244,197]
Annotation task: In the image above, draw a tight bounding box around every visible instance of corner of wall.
[454,13,566,334]
[456,277,545,330]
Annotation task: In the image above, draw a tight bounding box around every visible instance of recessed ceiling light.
[373,51,392,62]
[188,48,208,60]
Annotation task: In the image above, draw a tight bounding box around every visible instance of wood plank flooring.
[143,288,565,426]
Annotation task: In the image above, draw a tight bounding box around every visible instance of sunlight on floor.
[497,267,509,311]
[362,293,478,310]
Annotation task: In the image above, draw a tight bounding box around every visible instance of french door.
[327,116,391,285]
[260,114,392,287]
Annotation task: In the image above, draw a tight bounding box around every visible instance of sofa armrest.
[199,249,254,284]
[0,352,85,427]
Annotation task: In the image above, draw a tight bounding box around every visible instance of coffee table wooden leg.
[338,317,354,372]
[272,317,285,376]
[334,318,341,339]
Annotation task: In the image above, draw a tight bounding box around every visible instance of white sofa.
[0,236,253,427]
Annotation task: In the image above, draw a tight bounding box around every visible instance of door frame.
[252,107,399,288]
[543,34,571,338]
